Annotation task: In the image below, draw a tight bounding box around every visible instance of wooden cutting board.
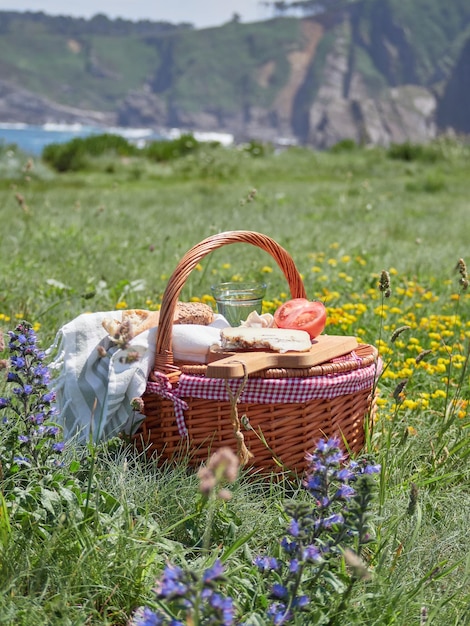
[205,334,358,378]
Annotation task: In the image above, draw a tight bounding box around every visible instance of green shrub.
[329,138,358,153]
[241,139,271,158]
[42,133,138,172]
[387,140,442,163]
[42,138,88,172]
[144,133,201,162]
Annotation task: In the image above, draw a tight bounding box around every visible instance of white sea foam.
[42,122,85,132]
[0,122,28,129]
[107,127,154,139]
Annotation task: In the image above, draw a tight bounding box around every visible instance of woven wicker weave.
[135,231,379,472]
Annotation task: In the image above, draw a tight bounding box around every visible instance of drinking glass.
[211,281,266,326]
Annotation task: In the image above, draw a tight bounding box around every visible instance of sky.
[0,1,274,29]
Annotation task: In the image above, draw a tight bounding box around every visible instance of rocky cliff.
[436,37,470,135]
[115,1,469,147]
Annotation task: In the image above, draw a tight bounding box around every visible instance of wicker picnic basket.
[135,231,380,472]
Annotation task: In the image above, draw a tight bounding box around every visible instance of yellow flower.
[116,301,127,310]
[261,266,273,273]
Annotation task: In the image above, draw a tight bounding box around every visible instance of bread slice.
[220,326,311,353]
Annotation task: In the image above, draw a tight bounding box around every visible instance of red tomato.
[274,298,327,339]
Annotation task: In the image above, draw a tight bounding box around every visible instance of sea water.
[0,123,234,156]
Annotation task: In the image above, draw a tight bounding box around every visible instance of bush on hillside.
[387,140,442,163]
[144,133,202,162]
[329,138,358,153]
[42,133,138,172]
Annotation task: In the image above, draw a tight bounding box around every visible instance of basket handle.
[154,230,307,371]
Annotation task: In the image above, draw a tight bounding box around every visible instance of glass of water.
[211,281,267,326]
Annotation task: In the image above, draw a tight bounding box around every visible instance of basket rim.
[176,343,378,379]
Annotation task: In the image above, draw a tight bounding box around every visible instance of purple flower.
[363,464,381,475]
[302,544,321,563]
[289,558,300,573]
[271,583,289,600]
[203,559,224,583]
[30,412,45,424]
[280,536,298,555]
[267,602,291,625]
[18,435,29,444]
[293,594,309,608]
[324,449,344,465]
[254,556,279,572]
[52,442,65,453]
[11,356,26,369]
[41,391,55,404]
[155,564,187,598]
[335,484,356,500]
[316,437,340,453]
[304,474,323,493]
[132,607,164,626]
[207,591,235,624]
[7,372,22,384]
[13,455,31,466]
[337,468,355,481]
[0,397,10,408]
[288,518,300,536]
[319,513,344,529]
[33,364,51,383]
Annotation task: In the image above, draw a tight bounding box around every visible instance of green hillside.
[0,15,163,110]
[148,19,301,113]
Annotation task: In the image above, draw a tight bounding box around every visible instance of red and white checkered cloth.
[146,352,382,438]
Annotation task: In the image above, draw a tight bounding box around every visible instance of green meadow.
[0,136,469,625]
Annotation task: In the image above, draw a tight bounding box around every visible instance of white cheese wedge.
[220,327,311,353]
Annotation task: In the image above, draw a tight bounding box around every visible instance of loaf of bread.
[102,302,214,344]
[172,302,214,326]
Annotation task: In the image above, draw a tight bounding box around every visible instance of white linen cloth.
[48,311,158,443]
[48,311,230,444]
